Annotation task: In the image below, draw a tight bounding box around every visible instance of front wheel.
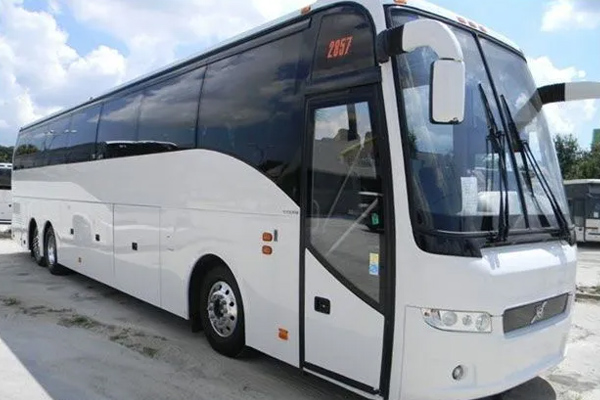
[44,226,69,276]
[199,265,246,357]
[31,225,45,266]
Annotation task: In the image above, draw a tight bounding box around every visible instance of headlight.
[422,308,492,333]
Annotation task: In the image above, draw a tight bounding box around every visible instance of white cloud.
[0,0,308,147]
[65,0,309,78]
[528,56,598,139]
[0,0,126,146]
[542,0,600,31]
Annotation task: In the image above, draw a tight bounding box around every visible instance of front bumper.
[399,299,572,400]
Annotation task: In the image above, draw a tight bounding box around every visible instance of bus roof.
[20,0,521,132]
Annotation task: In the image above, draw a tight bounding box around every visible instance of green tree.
[0,146,14,163]
[553,134,581,180]
[572,143,600,179]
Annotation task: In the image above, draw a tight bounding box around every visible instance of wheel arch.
[188,254,237,324]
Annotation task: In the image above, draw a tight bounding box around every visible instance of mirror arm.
[377,19,464,63]
[515,81,600,130]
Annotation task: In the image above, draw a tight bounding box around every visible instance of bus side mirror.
[431,59,465,124]
[377,19,466,124]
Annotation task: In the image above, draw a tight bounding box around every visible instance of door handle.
[314,297,331,315]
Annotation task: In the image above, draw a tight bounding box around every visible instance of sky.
[0,0,599,148]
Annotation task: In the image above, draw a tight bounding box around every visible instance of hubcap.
[207,281,238,338]
[47,234,56,266]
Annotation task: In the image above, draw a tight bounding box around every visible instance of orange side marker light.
[262,246,273,255]
[263,232,273,242]
[279,328,289,341]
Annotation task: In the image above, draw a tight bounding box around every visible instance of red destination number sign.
[327,36,354,59]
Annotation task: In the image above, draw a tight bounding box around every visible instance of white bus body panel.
[0,189,11,223]
[304,251,384,390]
[12,150,301,367]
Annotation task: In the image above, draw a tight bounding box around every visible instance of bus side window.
[47,116,72,166]
[68,105,101,164]
[96,93,143,159]
[138,68,204,152]
[198,32,303,202]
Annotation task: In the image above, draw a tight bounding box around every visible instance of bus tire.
[31,224,45,266]
[44,226,69,276]
[199,264,246,358]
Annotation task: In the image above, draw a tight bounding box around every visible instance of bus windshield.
[391,11,567,239]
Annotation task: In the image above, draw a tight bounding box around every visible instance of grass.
[141,347,159,358]
[58,314,100,329]
[2,297,20,306]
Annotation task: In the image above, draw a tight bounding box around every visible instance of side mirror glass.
[431,59,466,124]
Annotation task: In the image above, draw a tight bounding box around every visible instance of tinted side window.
[199,33,303,202]
[97,93,143,159]
[313,8,375,80]
[138,69,203,152]
[47,116,71,166]
[14,131,32,170]
[30,126,48,168]
[69,105,101,164]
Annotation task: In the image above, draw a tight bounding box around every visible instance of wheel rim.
[206,281,238,338]
[47,233,56,266]
[32,229,40,259]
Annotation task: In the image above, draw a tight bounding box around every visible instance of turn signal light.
[263,232,273,242]
[278,328,289,341]
[262,246,273,255]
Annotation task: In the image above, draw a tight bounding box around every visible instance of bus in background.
[0,163,12,224]
[565,180,600,243]
[10,0,600,399]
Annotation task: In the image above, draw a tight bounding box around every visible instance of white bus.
[0,163,12,224]
[10,1,600,398]
[565,180,600,243]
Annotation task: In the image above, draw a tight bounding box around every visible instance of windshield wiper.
[500,95,571,240]
[479,84,509,242]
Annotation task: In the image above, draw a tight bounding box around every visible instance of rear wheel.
[199,265,245,357]
[31,225,45,266]
[44,226,69,276]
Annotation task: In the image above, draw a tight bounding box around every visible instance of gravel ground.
[0,231,598,400]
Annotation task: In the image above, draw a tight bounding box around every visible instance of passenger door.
[302,88,391,395]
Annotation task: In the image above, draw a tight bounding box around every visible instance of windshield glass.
[481,39,569,229]
[392,12,528,234]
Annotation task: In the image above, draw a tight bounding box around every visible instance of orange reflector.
[479,25,487,33]
[279,328,289,341]
[262,246,273,255]
[263,232,273,242]
[468,21,478,29]
[301,5,311,15]
[457,16,467,24]
[394,0,407,4]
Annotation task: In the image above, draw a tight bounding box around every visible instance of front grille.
[503,293,569,334]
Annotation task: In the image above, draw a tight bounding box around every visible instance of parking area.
[0,227,599,400]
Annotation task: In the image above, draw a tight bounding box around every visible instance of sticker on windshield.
[461,177,479,214]
[369,253,380,276]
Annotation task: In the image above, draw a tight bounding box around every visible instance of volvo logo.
[531,301,548,325]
